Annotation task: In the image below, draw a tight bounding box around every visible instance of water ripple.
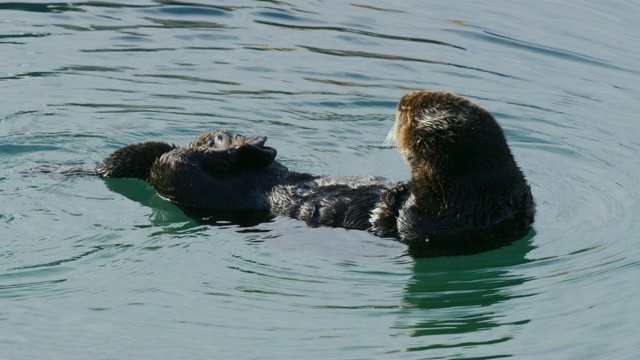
[298,45,518,79]
[0,2,83,13]
[254,19,467,50]
[465,29,639,74]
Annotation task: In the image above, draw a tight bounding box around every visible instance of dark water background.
[2,1,640,359]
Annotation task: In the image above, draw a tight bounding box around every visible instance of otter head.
[188,130,277,169]
[387,90,515,186]
[189,130,270,150]
[384,90,535,255]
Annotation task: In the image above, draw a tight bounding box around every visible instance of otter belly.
[269,176,396,230]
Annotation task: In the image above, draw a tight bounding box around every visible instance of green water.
[2,1,640,359]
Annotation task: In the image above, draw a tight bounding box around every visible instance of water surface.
[2,1,640,359]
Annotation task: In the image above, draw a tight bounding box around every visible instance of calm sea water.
[2,1,640,359]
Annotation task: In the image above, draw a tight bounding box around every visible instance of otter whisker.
[382,123,397,148]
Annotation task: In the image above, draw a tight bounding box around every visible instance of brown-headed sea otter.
[96,90,535,257]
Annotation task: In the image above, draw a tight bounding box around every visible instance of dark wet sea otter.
[97,90,535,257]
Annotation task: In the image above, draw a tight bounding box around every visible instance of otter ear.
[229,144,277,168]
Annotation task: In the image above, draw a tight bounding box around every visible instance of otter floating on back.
[97,90,535,257]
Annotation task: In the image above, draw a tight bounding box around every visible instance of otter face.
[186,130,277,168]
[189,130,268,150]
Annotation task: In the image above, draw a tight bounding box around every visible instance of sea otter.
[96,90,535,257]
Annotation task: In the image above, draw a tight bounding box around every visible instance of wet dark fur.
[96,90,535,257]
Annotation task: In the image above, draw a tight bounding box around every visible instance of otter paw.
[229,143,277,169]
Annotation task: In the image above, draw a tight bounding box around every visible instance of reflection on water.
[393,236,534,356]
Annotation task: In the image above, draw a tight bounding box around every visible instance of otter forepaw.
[228,143,277,169]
